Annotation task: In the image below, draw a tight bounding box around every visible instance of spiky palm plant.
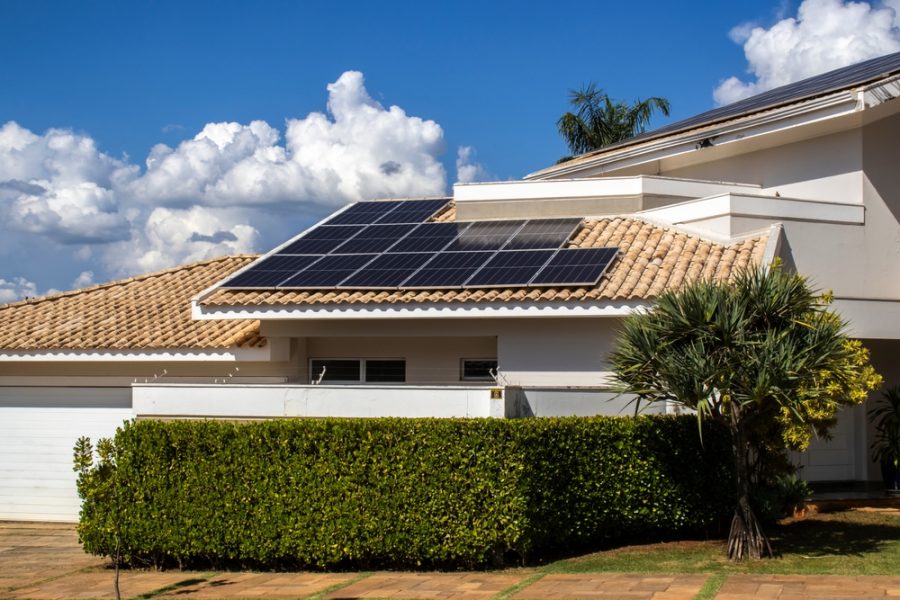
[610,266,880,560]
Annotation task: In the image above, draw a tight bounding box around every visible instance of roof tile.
[0,256,264,351]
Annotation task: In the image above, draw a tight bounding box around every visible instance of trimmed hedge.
[76,416,733,569]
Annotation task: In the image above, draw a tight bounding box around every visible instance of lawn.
[542,507,900,576]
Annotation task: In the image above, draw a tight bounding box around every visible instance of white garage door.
[0,387,132,522]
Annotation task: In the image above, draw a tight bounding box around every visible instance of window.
[310,358,405,383]
[461,359,498,382]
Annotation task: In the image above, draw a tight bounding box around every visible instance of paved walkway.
[3,522,900,600]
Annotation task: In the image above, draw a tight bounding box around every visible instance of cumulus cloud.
[0,122,135,244]
[455,146,490,183]
[103,206,258,275]
[0,71,486,287]
[0,276,38,303]
[126,71,447,210]
[714,0,900,105]
[71,271,94,289]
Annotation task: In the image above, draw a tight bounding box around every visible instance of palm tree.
[557,83,670,159]
[609,266,880,560]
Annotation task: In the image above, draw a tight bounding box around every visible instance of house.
[3,52,900,522]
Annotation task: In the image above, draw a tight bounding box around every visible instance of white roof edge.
[0,345,276,363]
[193,299,649,321]
[525,89,859,180]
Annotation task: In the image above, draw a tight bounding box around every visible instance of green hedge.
[76,416,733,569]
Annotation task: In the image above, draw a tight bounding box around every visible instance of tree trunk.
[727,412,772,560]
[113,536,121,600]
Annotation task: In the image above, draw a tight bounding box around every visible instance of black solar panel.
[401,251,495,288]
[277,225,365,255]
[378,198,449,223]
[224,269,297,288]
[341,252,436,288]
[224,255,323,288]
[443,220,525,252]
[531,248,618,286]
[333,223,418,254]
[280,254,377,288]
[465,250,556,287]
[503,218,581,250]
[598,51,900,153]
[388,222,471,253]
[325,201,402,225]
[220,204,620,291]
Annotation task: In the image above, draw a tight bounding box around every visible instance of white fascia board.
[526,92,860,179]
[638,194,864,226]
[0,346,276,362]
[193,299,648,321]
[453,176,760,205]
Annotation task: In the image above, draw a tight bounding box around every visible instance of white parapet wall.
[133,383,504,419]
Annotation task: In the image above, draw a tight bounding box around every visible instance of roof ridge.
[0,254,260,311]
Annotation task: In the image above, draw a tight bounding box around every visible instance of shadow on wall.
[505,387,661,418]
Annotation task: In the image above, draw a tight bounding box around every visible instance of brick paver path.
[5,521,900,599]
[511,573,708,600]
[716,574,900,599]
[325,573,528,599]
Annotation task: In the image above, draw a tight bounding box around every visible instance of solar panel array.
[591,51,900,155]
[223,199,619,290]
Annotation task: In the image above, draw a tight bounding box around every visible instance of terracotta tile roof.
[200,218,770,308]
[0,256,265,351]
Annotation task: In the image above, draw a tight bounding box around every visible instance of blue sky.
[1,0,898,298]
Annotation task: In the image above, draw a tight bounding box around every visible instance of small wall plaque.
[490,388,502,400]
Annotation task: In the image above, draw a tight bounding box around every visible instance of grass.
[542,507,900,576]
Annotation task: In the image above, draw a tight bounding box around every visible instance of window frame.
[460,358,499,382]
[309,357,406,384]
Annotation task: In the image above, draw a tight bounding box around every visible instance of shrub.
[76,416,733,570]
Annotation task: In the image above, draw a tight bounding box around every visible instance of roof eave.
[526,89,863,180]
[192,298,650,321]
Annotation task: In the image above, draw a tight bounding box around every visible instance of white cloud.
[714,0,900,105]
[127,71,447,210]
[0,122,135,244]
[0,276,38,303]
[103,206,258,275]
[455,146,490,184]
[71,271,94,289]
[0,71,480,285]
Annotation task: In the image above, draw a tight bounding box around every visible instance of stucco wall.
[263,316,622,388]
[663,128,863,205]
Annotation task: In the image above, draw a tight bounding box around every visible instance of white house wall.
[305,336,496,384]
[262,316,621,389]
[663,128,863,205]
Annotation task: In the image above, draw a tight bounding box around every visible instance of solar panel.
[387,222,471,253]
[224,255,323,288]
[325,201,403,225]
[531,248,618,286]
[279,254,377,288]
[340,252,436,288]
[465,250,556,287]
[378,198,449,223]
[594,52,900,155]
[443,220,525,252]
[401,251,495,288]
[503,218,581,250]
[220,207,620,291]
[332,223,418,254]
[277,225,366,255]
[224,269,298,288]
